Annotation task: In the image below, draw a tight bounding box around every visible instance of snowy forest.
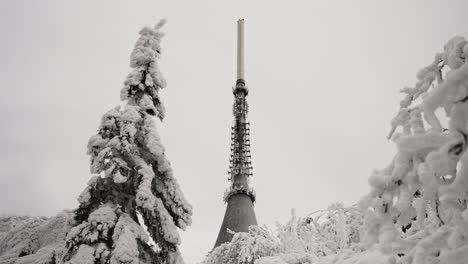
[2,5,468,264]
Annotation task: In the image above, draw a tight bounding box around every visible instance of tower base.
[214,194,257,247]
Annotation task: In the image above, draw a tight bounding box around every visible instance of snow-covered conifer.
[63,20,192,264]
[360,36,468,263]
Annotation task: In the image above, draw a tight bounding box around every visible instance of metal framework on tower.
[223,80,256,203]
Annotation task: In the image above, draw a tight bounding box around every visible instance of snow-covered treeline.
[0,212,73,264]
[202,36,468,264]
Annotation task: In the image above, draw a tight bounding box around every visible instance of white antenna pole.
[237,19,245,81]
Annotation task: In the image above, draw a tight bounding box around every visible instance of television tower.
[214,19,257,248]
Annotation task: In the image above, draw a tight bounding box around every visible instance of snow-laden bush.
[278,204,362,258]
[203,226,282,264]
[358,36,468,264]
[202,204,363,264]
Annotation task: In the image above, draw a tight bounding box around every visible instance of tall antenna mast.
[214,19,257,248]
[237,19,245,81]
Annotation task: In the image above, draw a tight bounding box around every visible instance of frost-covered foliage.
[120,20,167,121]
[359,36,468,264]
[64,20,192,264]
[203,204,363,264]
[278,204,362,258]
[0,216,41,242]
[203,226,282,264]
[0,211,73,264]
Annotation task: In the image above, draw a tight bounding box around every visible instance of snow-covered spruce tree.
[62,20,192,264]
[359,37,468,264]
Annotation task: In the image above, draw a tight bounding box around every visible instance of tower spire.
[214,19,257,248]
[237,19,245,81]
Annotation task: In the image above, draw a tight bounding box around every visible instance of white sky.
[1,0,468,262]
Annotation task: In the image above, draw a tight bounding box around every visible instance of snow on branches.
[0,212,73,264]
[360,36,468,264]
[121,19,167,120]
[203,204,363,264]
[64,20,192,264]
[203,226,282,264]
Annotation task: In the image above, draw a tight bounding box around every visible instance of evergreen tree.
[63,20,192,264]
[359,36,468,264]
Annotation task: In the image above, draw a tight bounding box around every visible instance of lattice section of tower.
[228,123,253,176]
[225,85,255,203]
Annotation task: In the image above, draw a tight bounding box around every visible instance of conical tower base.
[214,194,257,247]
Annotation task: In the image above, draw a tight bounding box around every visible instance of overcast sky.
[1,0,468,262]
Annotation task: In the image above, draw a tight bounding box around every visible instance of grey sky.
[1,0,468,262]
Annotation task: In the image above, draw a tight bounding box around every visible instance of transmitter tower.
[214,19,258,248]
